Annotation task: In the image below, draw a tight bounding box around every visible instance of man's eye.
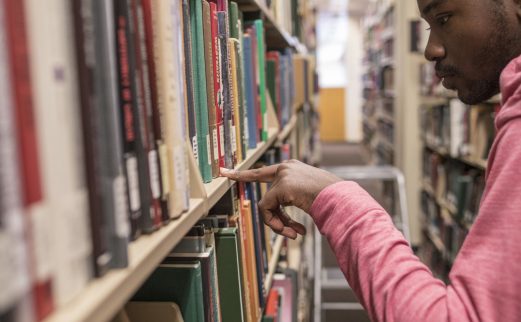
[436,15,451,26]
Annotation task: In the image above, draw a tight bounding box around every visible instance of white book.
[25,0,92,306]
[151,0,190,218]
[449,99,467,157]
[0,1,31,312]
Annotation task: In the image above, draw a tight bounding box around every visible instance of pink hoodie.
[310,55,521,322]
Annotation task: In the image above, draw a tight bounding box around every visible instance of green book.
[132,263,205,322]
[215,228,245,322]
[166,246,222,322]
[254,20,268,141]
[266,59,277,118]
[229,2,239,39]
[190,0,212,183]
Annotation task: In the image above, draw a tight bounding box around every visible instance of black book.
[114,0,155,236]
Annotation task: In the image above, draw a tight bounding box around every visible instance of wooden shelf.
[236,0,306,53]
[423,140,487,171]
[277,115,298,143]
[45,128,282,322]
[45,198,206,322]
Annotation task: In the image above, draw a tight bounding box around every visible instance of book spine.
[131,0,164,229]
[190,0,212,183]
[0,0,31,311]
[229,38,243,163]
[254,20,268,141]
[242,35,258,149]
[203,0,219,178]
[248,27,262,144]
[217,12,234,168]
[26,0,93,306]
[141,0,171,222]
[72,0,112,278]
[114,0,155,234]
[4,0,55,319]
[94,0,130,269]
[181,0,199,168]
[210,3,225,169]
[236,32,249,160]
[171,0,191,214]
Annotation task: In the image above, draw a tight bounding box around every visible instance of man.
[222,0,521,320]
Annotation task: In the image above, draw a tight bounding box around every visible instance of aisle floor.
[318,142,373,322]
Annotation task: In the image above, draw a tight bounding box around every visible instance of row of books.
[0,0,315,321]
[420,100,496,166]
[422,148,486,233]
[122,148,297,322]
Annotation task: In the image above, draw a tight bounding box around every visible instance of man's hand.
[220,160,342,239]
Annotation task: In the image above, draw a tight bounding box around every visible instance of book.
[241,199,261,322]
[209,2,225,168]
[92,0,131,270]
[150,0,190,218]
[229,38,244,163]
[0,0,30,312]
[202,0,219,178]
[242,35,258,150]
[246,183,266,307]
[217,11,236,168]
[272,276,294,322]
[4,0,54,318]
[245,27,262,144]
[190,0,212,183]
[26,0,93,306]
[166,245,222,322]
[114,0,155,234]
[181,0,200,170]
[131,0,165,228]
[263,289,280,322]
[214,228,245,322]
[133,263,205,322]
[253,20,268,141]
[125,302,184,322]
[141,0,171,223]
[266,52,281,125]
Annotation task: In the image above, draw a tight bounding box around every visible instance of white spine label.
[148,150,161,199]
[114,175,130,238]
[231,123,237,153]
[192,136,199,163]
[206,134,212,166]
[158,144,170,195]
[212,129,219,161]
[219,124,225,157]
[126,156,141,212]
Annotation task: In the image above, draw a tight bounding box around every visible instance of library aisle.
[2,0,516,321]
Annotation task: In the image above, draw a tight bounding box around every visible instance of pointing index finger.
[220,164,279,183]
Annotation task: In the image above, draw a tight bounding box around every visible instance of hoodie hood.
[497,54,521,130]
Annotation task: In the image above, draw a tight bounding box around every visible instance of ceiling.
[317,0,373,18]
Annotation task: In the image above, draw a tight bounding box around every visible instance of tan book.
[151,0,190,218]
[229,38,243,163]
[125,302,184,322]
[292,55,306,110]
[242,200,261,322]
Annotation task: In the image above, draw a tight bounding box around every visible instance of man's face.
[418,0,521,104]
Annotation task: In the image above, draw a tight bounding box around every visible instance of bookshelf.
[414,20,499,278]
[43,113,302,322]
[0,0,317,322]
[362,0,396,166]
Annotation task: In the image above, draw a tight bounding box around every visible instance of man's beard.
[459,8,517,105]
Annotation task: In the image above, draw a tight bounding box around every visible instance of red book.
[265,288,280,322]
[209,2,224,168]
[131,0,164,229]
[4,0,54,319]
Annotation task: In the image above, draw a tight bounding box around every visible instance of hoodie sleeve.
[311,143,521,322]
